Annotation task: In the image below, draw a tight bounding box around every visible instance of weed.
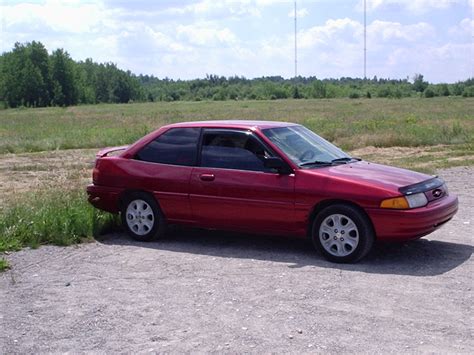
[0,189,120,252]
[0,258,9,271]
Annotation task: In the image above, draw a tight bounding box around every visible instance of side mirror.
[264,157,292,174]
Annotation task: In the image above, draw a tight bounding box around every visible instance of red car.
[87,120,458,263]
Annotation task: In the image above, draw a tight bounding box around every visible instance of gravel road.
[1,167,473,353]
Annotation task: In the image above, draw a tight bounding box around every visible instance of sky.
[0,0,473,83]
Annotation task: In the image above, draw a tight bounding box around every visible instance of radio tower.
[364,0,367,79]
[294,0,297,79]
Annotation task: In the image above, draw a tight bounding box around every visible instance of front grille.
[425,184,448,202]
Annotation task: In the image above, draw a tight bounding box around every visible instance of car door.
[189,129,296,234]
[124,127,200,223]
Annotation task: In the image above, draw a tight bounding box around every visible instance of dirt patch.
[0,149,96,205]
[350,145,474,171]
[350,144,456,161]
[1,166,472,353]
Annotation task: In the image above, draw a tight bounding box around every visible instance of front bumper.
[367,194,458,241]
[86,184,123,213]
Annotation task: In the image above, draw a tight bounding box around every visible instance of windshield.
[262,125,351,167]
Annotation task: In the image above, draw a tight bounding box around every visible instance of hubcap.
[319,214,359,257]
[126,199,155,236]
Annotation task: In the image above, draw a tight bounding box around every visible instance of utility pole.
[364,0,367,79]
[294,0,297,79]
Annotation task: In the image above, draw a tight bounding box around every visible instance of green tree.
[0,42,51,107]
[28,41,51,105]
[22,59,45,107]
[438,83,450,96]
[413,73,428,93]
[310,80,326,98]
[424,86,436,98]
[50,49,77,106]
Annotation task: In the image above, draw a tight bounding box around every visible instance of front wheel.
[121,192,166,242]
[312,204,374,263]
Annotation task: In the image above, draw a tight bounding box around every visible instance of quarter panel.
[105,158,194,222]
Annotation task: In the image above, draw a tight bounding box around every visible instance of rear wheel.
[312,204,374,263]
[121,192,166,242]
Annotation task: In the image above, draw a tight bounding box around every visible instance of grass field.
[0,97,473,265]
[0,97,473,153]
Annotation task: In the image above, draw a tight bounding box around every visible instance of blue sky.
[1,0,472,82]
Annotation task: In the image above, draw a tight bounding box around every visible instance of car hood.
[312,161,433,192]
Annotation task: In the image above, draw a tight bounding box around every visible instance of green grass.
[0,189,119,253]
[0,97,472,153]
[0,258,9,271]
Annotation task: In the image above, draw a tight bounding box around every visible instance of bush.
[462,86,474,97]
[439,84,450,96]
[377,86,391,98]
[348,91,360,99]
[393,89,403,99]
[424,87,436,98]
[451,83,464,96]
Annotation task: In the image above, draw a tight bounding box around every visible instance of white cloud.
[449,18,474,35]
[288,7,309,18]
[177,23,238,46]
[298,18,434,50]
[368,20,435,42]
[359,0,468,12]
[260,17,447,80]
[0,1,471,82]
[385,42,473,81]
[0,0,105,33]
[166,0,262,18]
[299,18,362,48]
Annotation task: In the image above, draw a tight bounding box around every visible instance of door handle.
[199,173,215,181]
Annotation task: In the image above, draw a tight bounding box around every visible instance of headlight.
[405,192,428,208]
[380,192,428,209]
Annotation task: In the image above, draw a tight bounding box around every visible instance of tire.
[311,204,374,263]
[121,192,166,242]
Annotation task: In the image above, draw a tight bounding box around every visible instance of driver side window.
[200,130,273,172]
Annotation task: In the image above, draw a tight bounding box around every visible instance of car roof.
[163,120,299,130]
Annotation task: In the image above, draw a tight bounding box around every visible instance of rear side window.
[200,130,272,172]
[135,128,200,166]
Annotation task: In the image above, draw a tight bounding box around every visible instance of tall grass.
[0,189,119,252]
[0,97,473,153]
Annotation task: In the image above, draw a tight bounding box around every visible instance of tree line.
[140,74,474,102]
[0,42,142,108]
[1,41,473,108]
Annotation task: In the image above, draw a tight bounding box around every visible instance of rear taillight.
[92,158,100,183]
[94,156,100,168]
[92,167,99,183]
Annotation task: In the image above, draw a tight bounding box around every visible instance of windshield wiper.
[300,157,361,167]
[299,160,333,167]
[331,157,361,163]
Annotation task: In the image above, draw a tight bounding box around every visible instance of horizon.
[1,0,473,84]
